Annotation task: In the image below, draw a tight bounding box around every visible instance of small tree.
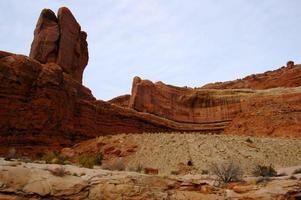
[210,160,243,184]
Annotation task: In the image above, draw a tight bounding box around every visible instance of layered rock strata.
[129,77,301,137]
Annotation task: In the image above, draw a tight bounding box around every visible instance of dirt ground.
[92,133,301,175]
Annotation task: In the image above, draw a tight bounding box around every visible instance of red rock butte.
[30,7,88,83]
[0,7,301,157]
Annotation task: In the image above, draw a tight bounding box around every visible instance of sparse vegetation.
[41,152,68,164]
[171,170,180,175]
[209,160,243,184]
[75,153,103,169]
[77,154,96,169]
[95,152,103,166]
[252,164,277,177]
[293,168,301,175]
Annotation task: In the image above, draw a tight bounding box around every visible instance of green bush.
[252,164,277,177]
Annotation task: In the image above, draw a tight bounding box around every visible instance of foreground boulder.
[0,159,301,200]
[30,7,88,83]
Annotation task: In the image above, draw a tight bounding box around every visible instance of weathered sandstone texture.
[30,7,88,83]
[201,62,301,89]
[0,159,301,200]
[129,77,301,137]
[0,51,176,156]
[0,51,227,157]
[108,94,131,107]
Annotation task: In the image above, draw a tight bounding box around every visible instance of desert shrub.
[49,166,67,177]
[95,152,103,166]
[171,170,180,175]
[293,168,301,175]
[102,159,126,171]
[76,153,103,169]
[77,154,96,169]
[4,148,17,161]
[209,160,243,184]
[252,164,277,177]
[41,152,67,164]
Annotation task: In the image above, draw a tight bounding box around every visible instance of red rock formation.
[129,77,301,137]
[201,63,301,90]
[29,9,59,63]
[0,51,169,156]
[108,94,131,107]
[0,51,224,157]
[29,7,88,83]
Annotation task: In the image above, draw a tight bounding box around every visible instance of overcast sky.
[1,0,301,100]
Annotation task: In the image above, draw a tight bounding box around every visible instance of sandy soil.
[92,133,301,175]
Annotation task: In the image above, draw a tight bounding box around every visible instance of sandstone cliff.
[201,61,301,89]
[129,77,301,137]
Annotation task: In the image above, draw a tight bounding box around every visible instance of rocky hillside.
[201,61,301,90]
[64,133,301,175]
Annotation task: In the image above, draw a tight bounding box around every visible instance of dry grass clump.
[41,152,68,164]
[76,153,103,169]
[210,160,243,184]
[252,164,277,177]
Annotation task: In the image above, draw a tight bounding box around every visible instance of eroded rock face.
[129,77,301,137]
[108,94,131,107]
[29,9,59,64]
[29,7,88,83]
[201,63,301,90]
[0,51,173,156]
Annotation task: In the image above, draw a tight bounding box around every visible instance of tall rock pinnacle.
[29,7,88,83]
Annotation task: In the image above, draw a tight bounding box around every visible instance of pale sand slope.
[93,133,301,175]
